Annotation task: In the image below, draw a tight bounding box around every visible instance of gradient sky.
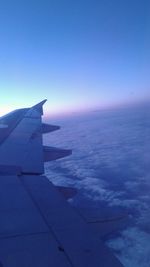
[0,0,150,116]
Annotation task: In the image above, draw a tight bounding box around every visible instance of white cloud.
[107,227,150,267]
[44,107,150,267]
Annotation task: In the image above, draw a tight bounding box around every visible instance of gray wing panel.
[0,173,123,267]
[0,174,72,267]
[22,175,123,267]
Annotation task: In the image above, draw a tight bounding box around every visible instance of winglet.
[32,99,47,115]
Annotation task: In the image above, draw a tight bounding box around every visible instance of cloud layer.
[44,105,150,267]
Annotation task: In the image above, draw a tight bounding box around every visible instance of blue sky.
[0,0,149,116]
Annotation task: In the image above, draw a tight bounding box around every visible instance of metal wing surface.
[0,101,123,267]
[0,100,47,174]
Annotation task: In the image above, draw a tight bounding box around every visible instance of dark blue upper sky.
[0,0,149,115]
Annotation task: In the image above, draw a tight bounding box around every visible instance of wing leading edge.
[0,100,123,267]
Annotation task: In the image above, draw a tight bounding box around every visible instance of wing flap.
[42,123,60,133]
[43,146,72,161]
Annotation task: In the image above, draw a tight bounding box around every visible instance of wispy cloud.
[107,227,150,267]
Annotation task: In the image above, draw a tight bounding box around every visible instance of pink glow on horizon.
[0,96,149,119]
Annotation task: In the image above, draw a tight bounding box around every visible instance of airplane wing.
[0,100,123,267]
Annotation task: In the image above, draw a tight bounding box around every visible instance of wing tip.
[31,99,47,115]
[33,99,47,108]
